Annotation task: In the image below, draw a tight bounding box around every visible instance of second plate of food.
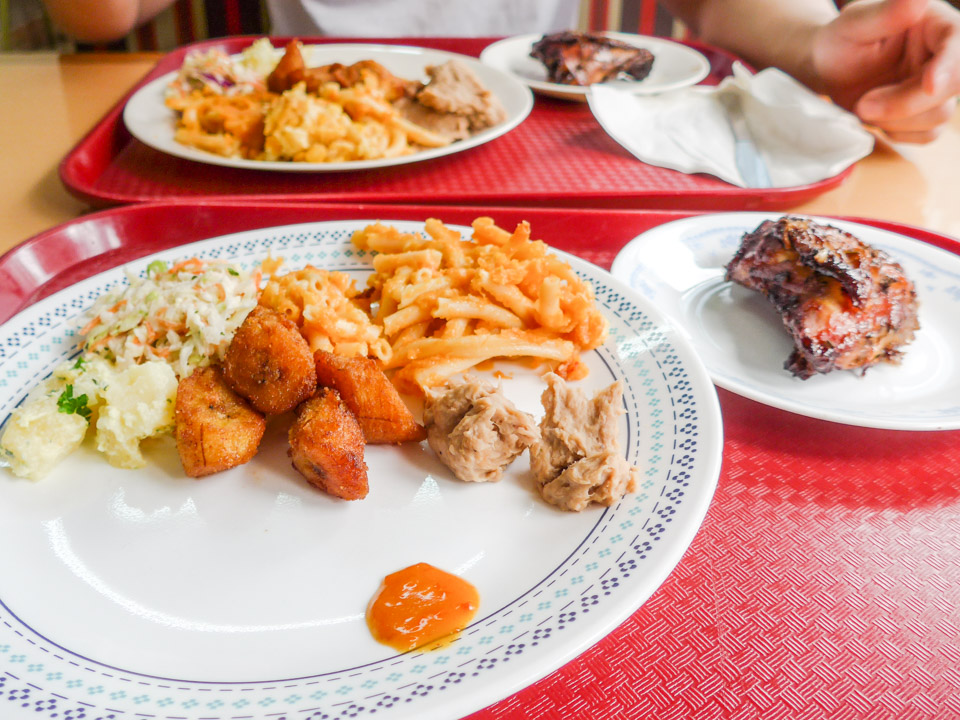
[610,212,960,431]
[479,32,711,101]
[123,42,533,171]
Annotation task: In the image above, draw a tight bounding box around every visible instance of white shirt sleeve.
[264,0,580,37]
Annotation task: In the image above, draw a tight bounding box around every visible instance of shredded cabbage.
[78,257,261,379]
[165,38,279,100]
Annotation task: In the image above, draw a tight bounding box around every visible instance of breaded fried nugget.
[223,305,316,415]
[175,365,266,477]
[289,388,369,500]
[314,350,426,444]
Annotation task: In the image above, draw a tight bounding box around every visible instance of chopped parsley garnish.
[228,268,240,276]
[72,356,86,370]
[57,385,92,422]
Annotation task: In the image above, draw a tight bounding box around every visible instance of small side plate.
[611,212,960,430]
[479,32,711,101]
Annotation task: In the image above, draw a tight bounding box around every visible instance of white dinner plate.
[122,44,533,171]
[479,32,711,101]
[0,220,722,720]
[611,212,960,431]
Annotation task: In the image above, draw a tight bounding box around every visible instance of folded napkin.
[587,62,875,188]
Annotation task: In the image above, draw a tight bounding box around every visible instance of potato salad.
[0,258,261,480]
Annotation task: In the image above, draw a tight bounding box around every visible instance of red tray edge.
[57,36,850,211]
[4,200,959,328]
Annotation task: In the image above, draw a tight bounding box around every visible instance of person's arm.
[662,0,838,90]
[662,0,960,143]
[41,0,176,44]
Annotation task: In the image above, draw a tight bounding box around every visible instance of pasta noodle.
[352,218,609,394]
[259,266,391,363]
[250,218,609,396]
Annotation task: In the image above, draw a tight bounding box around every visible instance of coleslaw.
[165,37,279,103]
[79,257,262,379]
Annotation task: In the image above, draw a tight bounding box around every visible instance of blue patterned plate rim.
[0,220,723,720]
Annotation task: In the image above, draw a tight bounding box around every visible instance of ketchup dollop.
[366,562,480,652]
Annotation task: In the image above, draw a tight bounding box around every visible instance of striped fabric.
[585,0,684,38]
[112,0,682,52]
[125,0,267,51]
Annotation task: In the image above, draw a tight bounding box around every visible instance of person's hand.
[811,0,960,143]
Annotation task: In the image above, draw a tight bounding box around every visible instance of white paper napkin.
[587,63,875,188]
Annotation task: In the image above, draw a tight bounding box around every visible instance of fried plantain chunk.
[223,305,317,415]
[289,388,369,500]
[175,365,266,477]
[313,350,426,444]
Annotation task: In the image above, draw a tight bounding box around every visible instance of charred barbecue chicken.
[725,216,919,379]
[530,31,655,86]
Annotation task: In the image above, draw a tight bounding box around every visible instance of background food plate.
[0,219,722,720]
[611,211,960,431]
[122,44,533,171]
[479,32,711,101]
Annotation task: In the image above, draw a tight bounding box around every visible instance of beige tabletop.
[1,50,959,259]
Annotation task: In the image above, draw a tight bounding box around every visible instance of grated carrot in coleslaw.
[78,257,262,379]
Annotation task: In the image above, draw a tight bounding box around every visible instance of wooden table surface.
[2,50,959,258]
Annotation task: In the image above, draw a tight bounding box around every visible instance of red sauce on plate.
[366,562,479,652]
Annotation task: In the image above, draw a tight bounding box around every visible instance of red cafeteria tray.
[59,36,852,211]
[3,201,959,718]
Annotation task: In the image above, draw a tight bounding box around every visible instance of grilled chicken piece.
[175,365,265,477]
[289,388,368,500]
[530,31,655,86]
[725,216,920,378]
[313,350,426,444]
[223,306,317,415]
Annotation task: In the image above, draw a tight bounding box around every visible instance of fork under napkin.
[587,62,875,189]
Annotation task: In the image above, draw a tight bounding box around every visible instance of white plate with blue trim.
[611,211,960,431]
[123,44,533,171]
[0,220,722,720]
